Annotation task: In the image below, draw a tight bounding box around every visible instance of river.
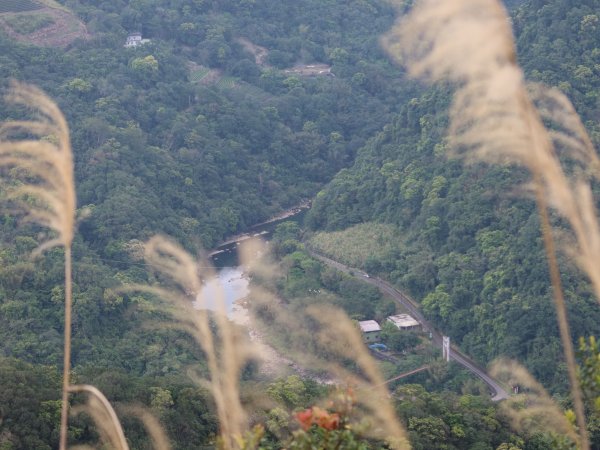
[196,207,307,313]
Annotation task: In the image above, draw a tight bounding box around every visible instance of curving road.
[306,248,509,401]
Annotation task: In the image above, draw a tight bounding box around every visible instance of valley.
[0,0,598,448]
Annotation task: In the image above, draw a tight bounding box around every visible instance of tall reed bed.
[383,0,600,448]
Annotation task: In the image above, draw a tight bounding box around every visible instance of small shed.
[387,314,420,331]
[359,320,381,342]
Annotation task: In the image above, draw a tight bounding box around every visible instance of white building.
[358,320,381,342]
[125,33,150,48]
[387,314,420,331]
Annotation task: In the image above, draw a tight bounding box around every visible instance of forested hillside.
[308,0,600,390]
[0,0,423,447]
[0,0,418,370]
[1,0,598,448]
[0,0,413,251]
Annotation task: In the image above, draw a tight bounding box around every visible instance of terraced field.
[188,61,241,89]
[216,76,237,88]
[0,0,41,13]
[189,67,210,83]
[0,1,89,47]
[3,12,53,34]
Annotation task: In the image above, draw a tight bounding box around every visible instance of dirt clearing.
[0,2,89,47]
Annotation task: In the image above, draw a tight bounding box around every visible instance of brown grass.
[69,385,130,450]
[491,360,579,443]
[307,305,411,448]
[0,82,75,248]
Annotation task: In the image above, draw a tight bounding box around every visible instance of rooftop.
[358,320,381,333]
[387,314,420,328]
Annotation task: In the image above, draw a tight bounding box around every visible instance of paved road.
[307,248,509,401]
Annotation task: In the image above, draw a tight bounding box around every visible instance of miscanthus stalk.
[245,239,410,449]
[0,82,75,450]
[128,236,255,449]
[69,385,130,450]
[383,0,600,448]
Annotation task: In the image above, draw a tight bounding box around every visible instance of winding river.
[197,207,307,313]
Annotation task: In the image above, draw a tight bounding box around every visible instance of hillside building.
[358,320,381,342]
[125,32,150,48]
[387,314,420,331]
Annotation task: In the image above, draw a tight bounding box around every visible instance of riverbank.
[230,298,335,383]
[229,298,293,377]
[209,201,310,255]
[249,200,310,229]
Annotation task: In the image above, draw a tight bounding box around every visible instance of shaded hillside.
[0,0,419,384]
[307,0,600,390]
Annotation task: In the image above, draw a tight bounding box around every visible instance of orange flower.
[312,407,340,431]
[296,406,341,431]
[295,408,313,431]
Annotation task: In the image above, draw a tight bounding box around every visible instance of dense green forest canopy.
[307,0,600,390]
[0,0,418,371]
[0,0,599,447]
[1,0,415,251]
[0,0,423,447]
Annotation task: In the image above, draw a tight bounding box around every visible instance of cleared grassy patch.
[189,67,209,83]
[36,0,70,12]
[0,0,41,13]
[0,3,88,47]
[309,222,402,268]
[4,12,53,33]
[216,76,237,88]
[234,81,272,102]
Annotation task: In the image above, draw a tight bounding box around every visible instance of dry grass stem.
[126,235,256,449]
[247,259,410,450]
[119,405,172,450]
[306,305,410,449]
[0,81,75,251]
[529,85,600,175]
[384,0,600,303]
[491,360,579,443]
[69,384,129,450]
[0,82,76,450]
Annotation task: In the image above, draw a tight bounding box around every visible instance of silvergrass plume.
[246,243,409,448]
[382,1,598,447]
[69,384,129,450]
[119,405,172,450]
[491,360,579,443]
[0,81,76,450]
[383,0,600,303]
[126,235,256,449]
[306,305,411,449]
[251,296,411,448]
[0,81,75,251]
